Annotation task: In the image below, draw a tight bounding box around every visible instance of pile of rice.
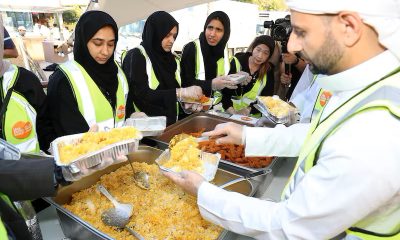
[64,162,222,239]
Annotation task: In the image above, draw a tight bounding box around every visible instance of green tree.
[62,5,82,25]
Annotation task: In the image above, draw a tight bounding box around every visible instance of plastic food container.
[227,74,247,84]
[124,116,166,136]
[52,128,142,174]
[155,149,220,181]
[256,96,291,124]
[179,97,214,114]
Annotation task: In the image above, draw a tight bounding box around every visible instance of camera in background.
[264,15,292,53]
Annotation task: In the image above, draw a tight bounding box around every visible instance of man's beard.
[301,30,344,75]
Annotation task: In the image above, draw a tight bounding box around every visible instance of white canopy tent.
[0,0,72,13]
[91,0,214,27]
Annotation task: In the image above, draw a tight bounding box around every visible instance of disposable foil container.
[256,96,290,124]
[155,149,220,181]
[124,116,166,136]
[52,131,142,174]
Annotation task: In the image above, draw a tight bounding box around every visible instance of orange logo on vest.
[12,121,32,139]
[319,91,332,107]
[117,105,125,119]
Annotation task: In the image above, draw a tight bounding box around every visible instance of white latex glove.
[182,103,203,113]
[226,107,250,116]
[178,86,203,100]
[62,154,128,182]
[236,71,252,86]
[212,76,238,90]
[203,122,244,145]
[236,107,251,116]
[130,112,148,118]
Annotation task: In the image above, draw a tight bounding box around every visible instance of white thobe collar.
[316,51,400,93]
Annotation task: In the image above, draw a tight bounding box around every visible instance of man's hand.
[203,122,244,145]
[162,170,205,196]
[280,72,292,85]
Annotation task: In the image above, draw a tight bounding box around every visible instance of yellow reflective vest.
[59,60,128,130]
[2,64,39,153]
[134,45,181,119]
[283,69,400,239]
[193,39,229,104]
[230,56,266,114]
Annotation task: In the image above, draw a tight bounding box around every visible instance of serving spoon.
[97,184,144,240]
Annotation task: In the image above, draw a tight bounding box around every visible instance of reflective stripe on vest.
[230,56,266,111]
[193,39,229,105]
[282,68,400,238]
[0,218,7,240]
[135,46,181,119]
[193,39,230,80]
[59,61,128,130]
[2,65,39,153]
[232,75,267,111]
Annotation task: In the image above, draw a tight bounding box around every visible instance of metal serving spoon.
[126,157,150,190]
[97,185,145,240]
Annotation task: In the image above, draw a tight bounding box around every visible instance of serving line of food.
[42,95,296,240]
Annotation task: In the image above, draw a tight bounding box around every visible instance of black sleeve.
[221,58,239,110]
[14,67,56,152]
[46,69,89,139]
[180,42,213,96]
[0,158,56,200]
[122,48,178,125]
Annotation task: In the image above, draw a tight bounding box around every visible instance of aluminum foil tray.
[180,97,214,113]
[256,96,290,124]
[124,116,166,136]
[220,157,278,173]
[227,73,247,84]
[155,149,220,181]
[44,146,255,240]
[52,130,142,174]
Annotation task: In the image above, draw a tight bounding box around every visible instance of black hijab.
[73,10,119,99]
[199,11,230,80]
[141,11,179,89]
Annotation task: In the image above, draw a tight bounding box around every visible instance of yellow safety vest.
[230,56,266,115]
[0,218,7,239]
[59,60,128,130]
[2,64,39,153]
[193,39,229,105]
[135,45,181,120]
[283,68,400,239]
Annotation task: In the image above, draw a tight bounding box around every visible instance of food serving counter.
[45,146,264,240]
[43,112,296,239]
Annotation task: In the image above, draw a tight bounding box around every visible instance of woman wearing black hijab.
[45,10,129,147]
[180,11,238,99]
[122,11,202,126]
[221,35,276,116]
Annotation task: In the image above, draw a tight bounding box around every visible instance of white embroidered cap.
[286,0,400,60]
